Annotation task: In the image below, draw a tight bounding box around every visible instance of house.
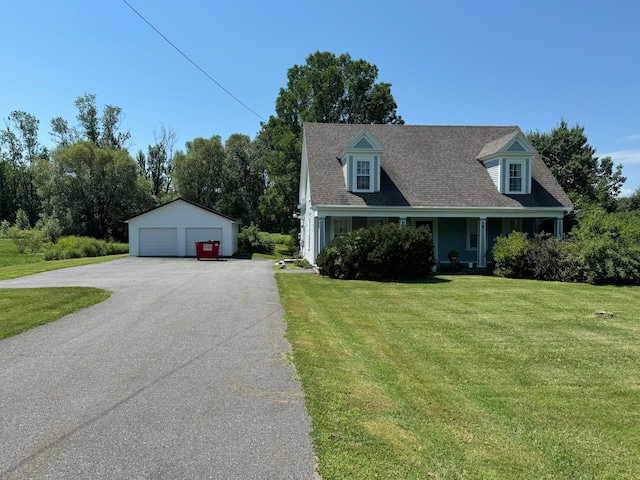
[126,198,239,257]
[298,123,573,267]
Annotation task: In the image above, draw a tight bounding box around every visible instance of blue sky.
[2,0,639,195]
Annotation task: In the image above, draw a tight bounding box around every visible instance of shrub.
[238,223,275,255]
[7,227,43,254]
[528,233,562,281]
[492,231,530,278]
[15,209,30,230]
[0,220,10,237]
[316,223,434,280]
[43,236,128,260]
[560,210,640,285]
[36,214,64,243]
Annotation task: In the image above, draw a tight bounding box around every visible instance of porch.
[304,214,564,267]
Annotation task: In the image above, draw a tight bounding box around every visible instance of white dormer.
[338,129,383,193]
[478,131,535,195]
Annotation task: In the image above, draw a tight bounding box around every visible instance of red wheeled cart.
[195,241,220,260]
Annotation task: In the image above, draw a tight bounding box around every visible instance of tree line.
[1,52,404,241]
[1,50,637,245]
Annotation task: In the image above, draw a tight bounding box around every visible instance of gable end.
[354,137,373,149]
[507,141,526,152]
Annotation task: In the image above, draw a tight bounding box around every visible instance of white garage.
[126,199,239,257]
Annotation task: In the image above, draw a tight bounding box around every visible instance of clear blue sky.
[2,0,639,195]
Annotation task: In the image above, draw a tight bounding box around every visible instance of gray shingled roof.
[303,123,573,209]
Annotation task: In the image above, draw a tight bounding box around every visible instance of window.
[356,160,371,190]
[509,162,522,192]
[332,218,351,238]
[504,158,529,194]
[467,219,478,250]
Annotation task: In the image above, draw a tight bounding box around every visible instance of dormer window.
[508,160,523,193]
[356,158,372,191]
[478,132,535,195]
[340,129,383,193]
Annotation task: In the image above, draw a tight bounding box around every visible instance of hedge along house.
[126,198,239,257]
[298,123,573,267]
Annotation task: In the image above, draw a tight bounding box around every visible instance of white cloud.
[616,134,640,143]
[619,185,637,197]
[601,149,640,165]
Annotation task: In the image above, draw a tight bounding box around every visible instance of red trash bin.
[195,240,220,260]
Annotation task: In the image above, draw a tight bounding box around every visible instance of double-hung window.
[356,160,371,191]
[509,162,522,192]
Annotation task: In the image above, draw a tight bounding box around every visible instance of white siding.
[485,158,500,190]
[127,199,237,257]
[185,228,223,257]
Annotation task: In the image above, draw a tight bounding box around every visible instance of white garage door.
[139,228,178,256]
[186,227,222,257]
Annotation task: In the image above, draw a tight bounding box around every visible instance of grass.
[0,238,128,281]
[0,287,112,340]
[277,274,640,479]
[0,238,118,339]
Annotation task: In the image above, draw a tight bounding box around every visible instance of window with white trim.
[506,159,526,194]
[356,159,371,191]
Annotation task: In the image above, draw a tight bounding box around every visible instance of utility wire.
[122,0,266,122]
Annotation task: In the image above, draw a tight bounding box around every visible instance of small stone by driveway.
[0,257,317,479]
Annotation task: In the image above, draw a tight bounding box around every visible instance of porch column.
[554,217,564,238]
[477,218,488,268]
[317,217,326,254]
[399,216,407,227]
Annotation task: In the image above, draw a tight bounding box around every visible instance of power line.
[121,0,266,122]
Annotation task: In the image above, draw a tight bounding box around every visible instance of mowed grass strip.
[0,254,128,281]
[277,274,640,480]
[0,287,111,340]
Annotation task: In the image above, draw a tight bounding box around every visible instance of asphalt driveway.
[0,257,317,479]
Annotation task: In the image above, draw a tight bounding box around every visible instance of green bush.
[316,223,434,280]
[493,210,640,285]
[560,210,640,285]
[492,231,530,278]
[7,227,43,254]
[43,236,128,260]
[238,223,275,255]
[528,233,562,281]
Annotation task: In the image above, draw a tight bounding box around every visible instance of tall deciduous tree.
[41,142,151,240]
[172,136,225,209]
[528,120,625,210]
[255,51,403,232]
[217,134,263,225]
[0,111,48,225]
[70,94,130,149]
[137,124,177,198]
[275,51,403,128]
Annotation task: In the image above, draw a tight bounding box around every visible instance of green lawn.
[0,287,112,339]
[0,239,128,281]
[277,274,640,479]
[0,238,119,338]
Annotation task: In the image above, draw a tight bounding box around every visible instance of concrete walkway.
[0,258,317,479]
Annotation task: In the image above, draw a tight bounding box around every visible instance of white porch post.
[554,217,564,238]
[399,216,407,227]
[317,217,326,254]
[477,218,488,267]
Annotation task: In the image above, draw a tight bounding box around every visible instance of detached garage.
[126,199,239,257]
